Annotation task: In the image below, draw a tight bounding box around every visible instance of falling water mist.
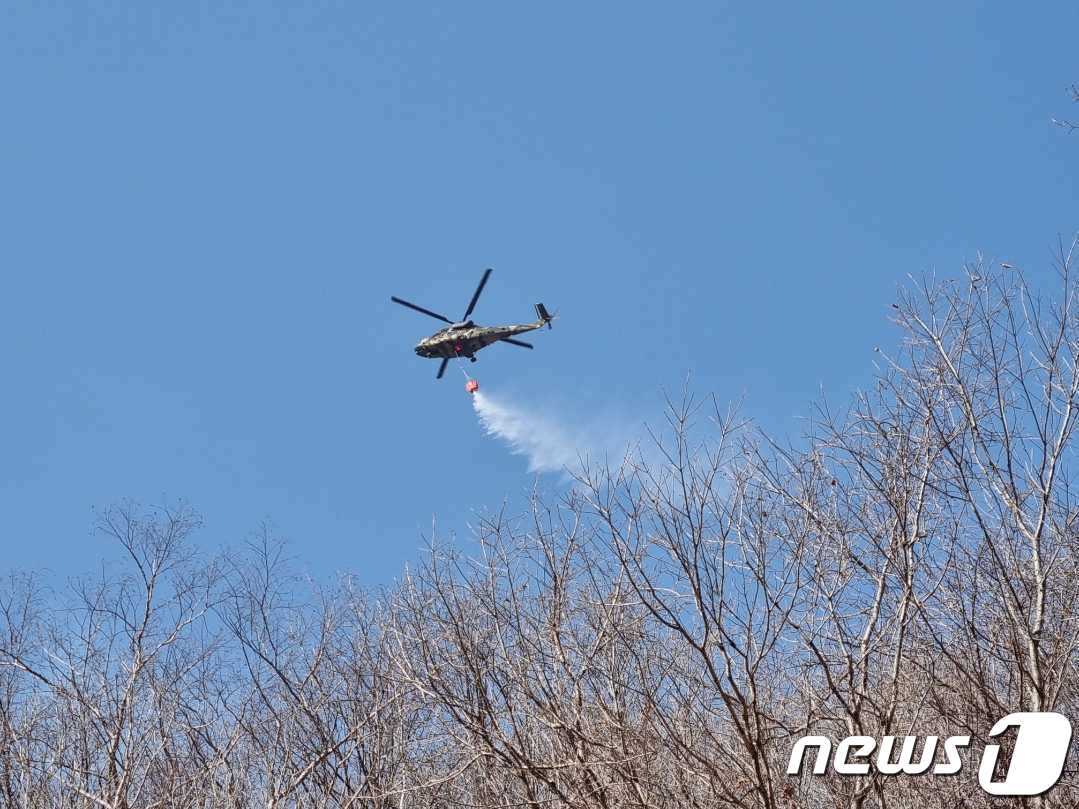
[470,388,643,474]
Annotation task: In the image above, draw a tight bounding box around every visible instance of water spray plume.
[471,390,583,473]
[471,387,644,475]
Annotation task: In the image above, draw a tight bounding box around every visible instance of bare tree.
[3,260,1079,808]
[1052,84,1079,132]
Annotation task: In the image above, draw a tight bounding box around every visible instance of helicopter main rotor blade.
[391,296,454,324]
[462,268,492,320]
[500,337,533,349]
[436,358,450,379]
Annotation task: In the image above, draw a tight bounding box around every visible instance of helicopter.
[391,268,554,379]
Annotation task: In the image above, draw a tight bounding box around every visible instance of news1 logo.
[787,713,1073,796]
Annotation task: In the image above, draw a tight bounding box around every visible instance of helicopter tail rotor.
[534,303,554,329]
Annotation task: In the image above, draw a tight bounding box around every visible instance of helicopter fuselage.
[414,320,546,359]
[391,269,553,378]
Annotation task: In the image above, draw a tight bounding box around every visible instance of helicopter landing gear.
[469,356,477,363]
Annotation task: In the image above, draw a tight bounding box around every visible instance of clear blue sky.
[2,2,1076,584]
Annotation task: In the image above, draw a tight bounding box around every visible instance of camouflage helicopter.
[391,268,554,379]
